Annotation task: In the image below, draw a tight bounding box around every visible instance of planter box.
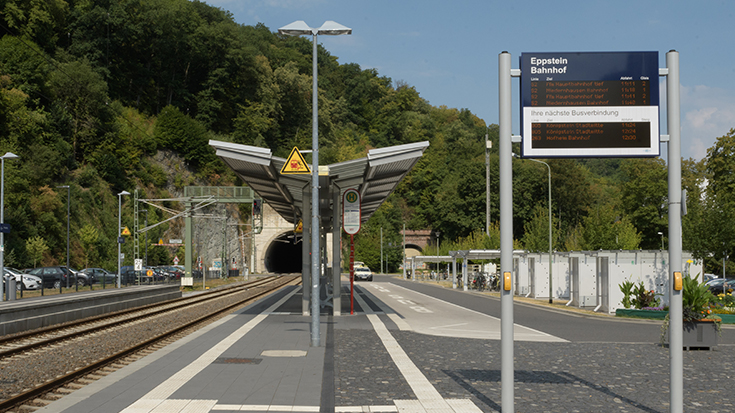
[681,321,719,350]
[663,320,719,350]
[615,309,668,320]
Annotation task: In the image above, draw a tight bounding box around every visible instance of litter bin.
[3,275,16,301]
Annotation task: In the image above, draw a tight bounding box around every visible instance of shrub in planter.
[660,274,721,348]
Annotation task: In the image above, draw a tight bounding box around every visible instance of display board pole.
[499,51,515,413]
[666,50,683,413]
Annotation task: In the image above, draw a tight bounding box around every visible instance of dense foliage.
[0,0,732,275]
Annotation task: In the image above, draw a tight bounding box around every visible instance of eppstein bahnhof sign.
[520,51,659,158]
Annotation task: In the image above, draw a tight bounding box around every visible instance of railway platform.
[32,275,735,413]
[0,285,181,335]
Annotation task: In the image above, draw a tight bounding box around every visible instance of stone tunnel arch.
[263,231,302,273]
[405,243,423,258]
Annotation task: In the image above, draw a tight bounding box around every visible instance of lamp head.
[1,152,19,160]
[317,21,352,35]
[118,190,130,196]
[278,20,313,36]
[278,20,351,36]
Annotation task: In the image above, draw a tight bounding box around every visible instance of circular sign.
[345,191,358,203]
[147,269,153,277]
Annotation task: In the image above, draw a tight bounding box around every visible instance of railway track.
[0,275,300,412]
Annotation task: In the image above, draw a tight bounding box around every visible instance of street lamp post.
[57,185,71,290]
[117,190,130,288]
[486,134,491,236]
[1,152,19,301]
[658,231,664,250]
[514,153,553,304]
[279,20,351,347]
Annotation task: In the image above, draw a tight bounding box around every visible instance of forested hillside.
[0,0,732,274]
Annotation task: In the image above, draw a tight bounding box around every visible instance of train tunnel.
[263,232,303,273]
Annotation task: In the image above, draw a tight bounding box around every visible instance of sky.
[201,0,735,162]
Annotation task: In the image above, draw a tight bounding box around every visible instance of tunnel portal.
[264,232,302,273]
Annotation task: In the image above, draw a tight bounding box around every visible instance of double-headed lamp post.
[1,152,19,299]
[514,153,553,304]
[117,190,130,288]
[278,20,351,347]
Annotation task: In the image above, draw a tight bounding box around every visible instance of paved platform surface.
[36,275,735,413]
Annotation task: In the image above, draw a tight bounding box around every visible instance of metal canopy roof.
[448,249,527,259]
[209,140,429,229]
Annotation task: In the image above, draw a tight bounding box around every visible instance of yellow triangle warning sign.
[280,147,311,175]
[294,220,303,234]
[121,226,131,236]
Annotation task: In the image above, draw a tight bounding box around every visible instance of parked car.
[120,266,143,284]
[354,266,373,281]
[716,279,735,295]
[158,266,183,280]
[119,266,160,284]
[706,278,735,295]
[27,266,75,289]
[4,268,42,290]
[60,266,88,286]
[80,268,117,285]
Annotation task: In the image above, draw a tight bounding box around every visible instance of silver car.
[5,268,42,290]
[354,267,373,281]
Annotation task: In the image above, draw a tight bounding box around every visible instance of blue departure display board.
[520,52,659,158]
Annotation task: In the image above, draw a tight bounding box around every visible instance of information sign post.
[342,189,361,315]
[503,50,682,413]
[520,51,659,158]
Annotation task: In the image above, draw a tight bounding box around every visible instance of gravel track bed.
[0,286,263,401]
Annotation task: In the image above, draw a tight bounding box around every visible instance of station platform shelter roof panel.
[209,140,429,228]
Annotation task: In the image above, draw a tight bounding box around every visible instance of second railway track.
[0,275,300,413]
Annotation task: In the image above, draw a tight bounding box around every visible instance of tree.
[26,235,48,267]
[47,57,114,164]
[79,223,99,268]
[580,204,641,250]
[620,158,667,249]
[521,205,560,252]
[701,129,735,273]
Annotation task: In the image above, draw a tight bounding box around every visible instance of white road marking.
[365,282,567,342]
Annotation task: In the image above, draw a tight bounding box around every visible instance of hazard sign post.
[280,147,311,175]
[343,189,360,314]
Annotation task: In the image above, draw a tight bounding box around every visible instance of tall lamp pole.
[279,20,351,347]
[117,190,130,288]
[514,153,553,304]
[0,152,19,300]
[486,134,491,236]
[57,185,71,290]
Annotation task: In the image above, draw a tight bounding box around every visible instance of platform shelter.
[209,140,429,315]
